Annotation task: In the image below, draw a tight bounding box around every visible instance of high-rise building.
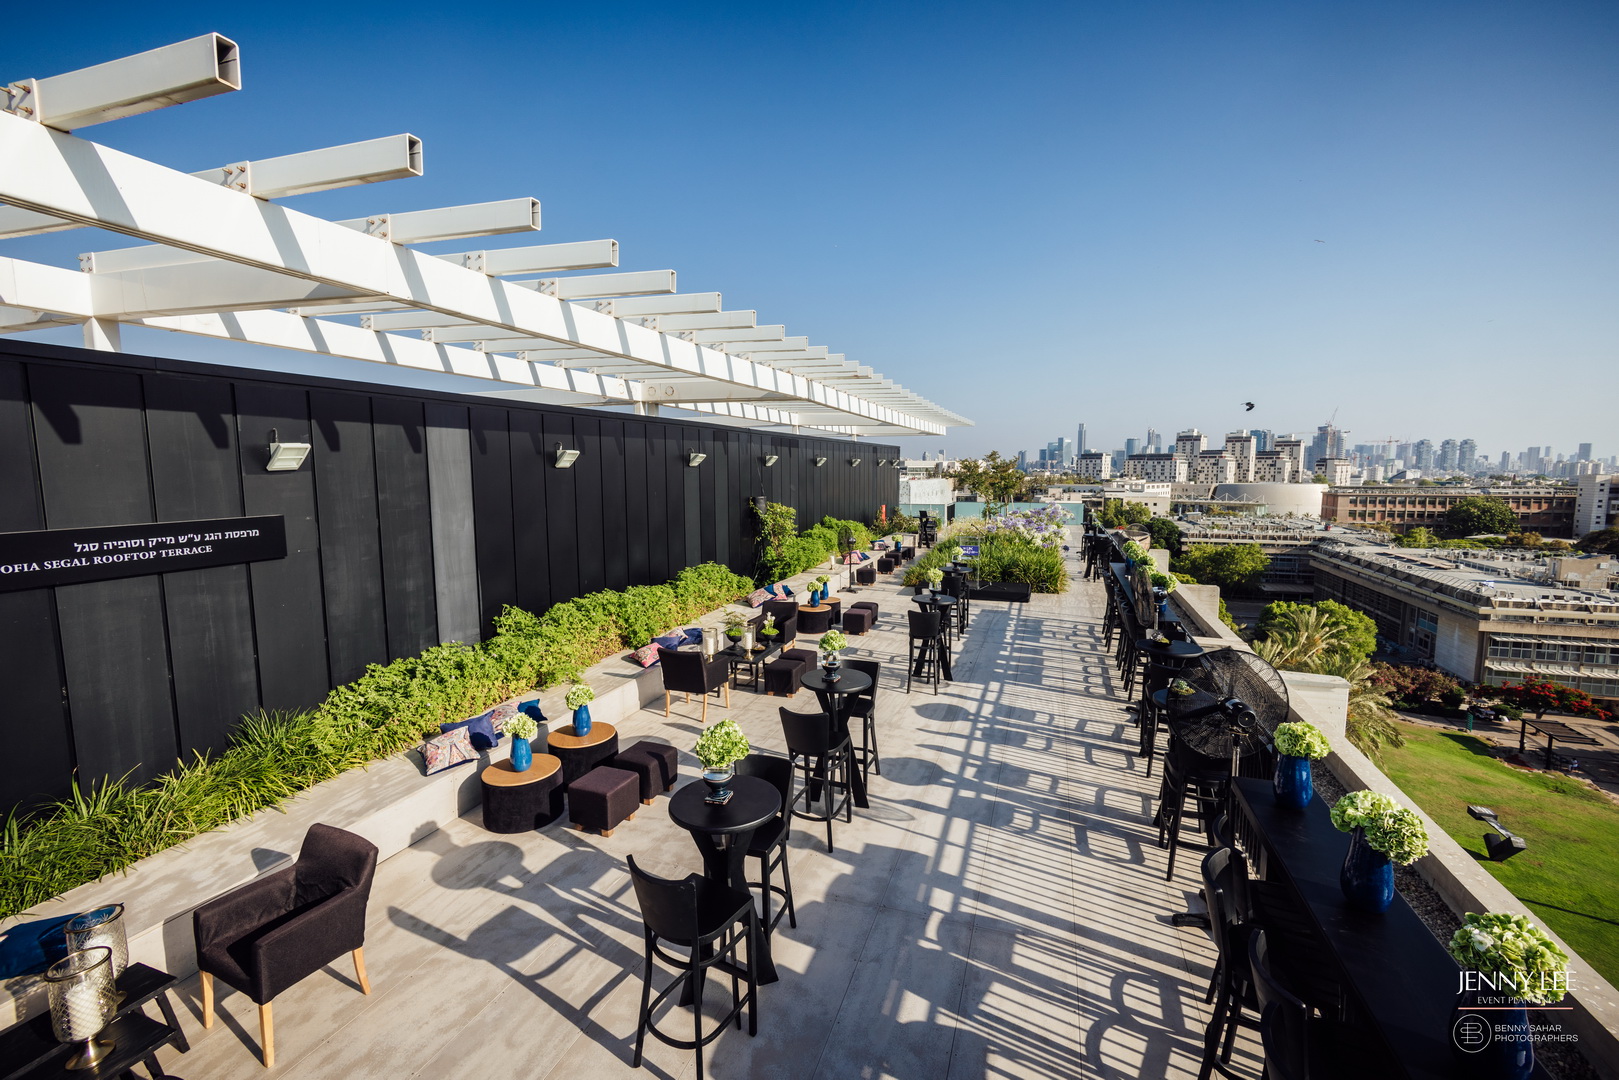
[1146,428,1161,453]
[1526,446,1543,473]
[1578,442,1593,462]
[1249,429,1273,452]
[1016,450,1027,470]
[1458,439,1477,473]
[1076,423,1088,455]
[1077,451,1111,479]
[1308,424,1346,470]
[1413,439,1434,470]
[1124,438,1141,458]
[1500,451,1512,474]
[1174,429,1207,458]
[1438,439,1459,472]
[1224,432,1258,482]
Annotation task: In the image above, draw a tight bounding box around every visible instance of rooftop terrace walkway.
[154,542,1259,1079]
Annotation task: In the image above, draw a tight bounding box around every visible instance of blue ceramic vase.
[1273,754,1313,809]
[510,737,532,772]
[572,704,592,738]
[1340,826,1395,913]
[1452,985,1534,1079]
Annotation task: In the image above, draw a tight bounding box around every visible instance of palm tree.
[1310,652,1406,758]
[1253,605,1346,670]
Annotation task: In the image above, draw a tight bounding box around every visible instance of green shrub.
[902,539,963,586]
[970,535,1067,593]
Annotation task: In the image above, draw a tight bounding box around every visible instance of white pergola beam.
[598,293,721,317]
[0,203,82,239]
[686,325,784,344]
[194,133,422,198]
[336,197,541,244]
[444,240,618,276]
[519,270,675,300]
[642,311,756,331]
[0,255,95,318]
[4,33,240,131]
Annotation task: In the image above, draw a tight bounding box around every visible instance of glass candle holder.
[65,904,127,979]
[45,946,117,1071]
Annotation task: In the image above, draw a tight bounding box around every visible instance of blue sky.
[7,1,1617,460]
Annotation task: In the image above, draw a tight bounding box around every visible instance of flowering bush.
[1273,721,1330,760]
[972,503,1072,550]
[694,719,750,771]
[564,683,595,710]
[505,714,538,742]
[1330,790,1429,864]
[1447,913,1569,1005]
[818,630,848,652]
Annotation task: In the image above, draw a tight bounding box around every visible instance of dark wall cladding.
[0,341,901,814]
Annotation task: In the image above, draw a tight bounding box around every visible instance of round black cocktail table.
[669,776,782,985]
[799,667,873,808]
[547,722,619,786]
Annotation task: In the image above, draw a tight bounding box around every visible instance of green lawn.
[1378,722,1619,987]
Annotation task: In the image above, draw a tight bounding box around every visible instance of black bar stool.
[906,609,943,694]
[777,708,853,852]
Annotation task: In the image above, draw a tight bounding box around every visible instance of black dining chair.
[659,648,731,723]
[1197,847,1261,1080]
[777,707,853,852]
[906,609,943,695]
[732,753,796,933]
[1156,735,1230,882]
[1250,930,1357,1080]
[840,658,882,782]
[626,855,760,1080]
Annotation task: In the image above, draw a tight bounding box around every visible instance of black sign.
[0,516,287,593]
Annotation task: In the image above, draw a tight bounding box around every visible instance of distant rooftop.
[1315,541,1619,611]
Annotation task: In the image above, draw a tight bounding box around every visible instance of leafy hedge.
[902,538,963,586]
[757,505,876,583]
[969,533,1068,593]
[0,562,753,918]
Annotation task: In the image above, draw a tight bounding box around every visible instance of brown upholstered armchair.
[193,823,378,1067]
[658,647,731,722]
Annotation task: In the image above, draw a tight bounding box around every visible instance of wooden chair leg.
[259,1002,274,1068]
[664,690,671,717]
[701,696,709,724]
[353,947,371,995]
[200,971,214,1028]
[724,683,731,708]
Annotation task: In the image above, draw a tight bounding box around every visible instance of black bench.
[968,582,1033,603]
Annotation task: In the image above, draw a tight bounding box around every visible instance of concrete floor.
[153,544,1260,1079]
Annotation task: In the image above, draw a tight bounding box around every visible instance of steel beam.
[687,325,784,344]
[335,198,541,243]
[641,310,756,331]
[3,33,240,130]
[597,293,721,317]
[191,134,423,198]
[519,270,675,299]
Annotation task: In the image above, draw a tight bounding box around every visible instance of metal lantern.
[45,946,117,1070]
[65,905,128,980]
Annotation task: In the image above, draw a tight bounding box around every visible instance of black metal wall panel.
[682,425,702,563]
[0,361,73,810]
[659,426,683,583]
[508,408,550,614]
[599,419,629,590]
[31,366,176,788]
[469,406,516,636]
[426,403,479,645]
[623,421,651,585]
[698,428,718,565]
[238,384,331,711]
[144,374,258,758]
[573,416,607,595]
[311,391,387,686]
[541,413,579,601]
[372,397,437,660]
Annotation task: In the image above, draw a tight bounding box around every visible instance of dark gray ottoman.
[856,565,877,585]
[612,740,680,804]
[569,766,639,837]
[843,607,875,635]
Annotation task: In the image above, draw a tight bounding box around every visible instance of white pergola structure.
[0,35,970,440]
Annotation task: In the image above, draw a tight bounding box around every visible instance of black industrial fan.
[1170,647,1290,778]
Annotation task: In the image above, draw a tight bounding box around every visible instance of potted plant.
[505,713,538,772]
[758,612,780,648]
[1329,790,1429,912]
[1447,912,1568,1079]
[693,719,750,804]
[565,682,596,738]
[813,574,831,606]
[920,567,944,598]
[724,611,748,641]
[1271,721,1330,809]
[818,629,848,678]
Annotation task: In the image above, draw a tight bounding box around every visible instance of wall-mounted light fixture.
[814,457,827,467]
[553,442,581,469]
[875,459,888,467]
[266,428,311,472]
[687,450,707,467]
[762,454,778,467]
[849,458,862,467]
[894,460,905,469]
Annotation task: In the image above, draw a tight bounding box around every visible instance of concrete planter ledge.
[0,557,862,1024]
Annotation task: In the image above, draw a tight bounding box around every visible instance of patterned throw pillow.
[747,588,770,607]
[774,582,794,597]
[633,643,661,668]
[440,712,500,750]
[471,701,518,734]
[420,726,477,774]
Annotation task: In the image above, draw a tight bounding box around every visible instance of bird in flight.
[1243,402,1255,411]
[1314,239,1326,243]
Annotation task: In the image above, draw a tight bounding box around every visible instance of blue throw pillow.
[763,584,779,597]
[653,633,684,652]
[681,627,704,647]
[518,698,546,724]
[441,712,500,751]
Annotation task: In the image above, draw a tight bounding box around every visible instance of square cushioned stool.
[570,766,640,837]
[851,600,880,620]
[764,648,816,696]
[612,740,679,805]
[842,607,874,635]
